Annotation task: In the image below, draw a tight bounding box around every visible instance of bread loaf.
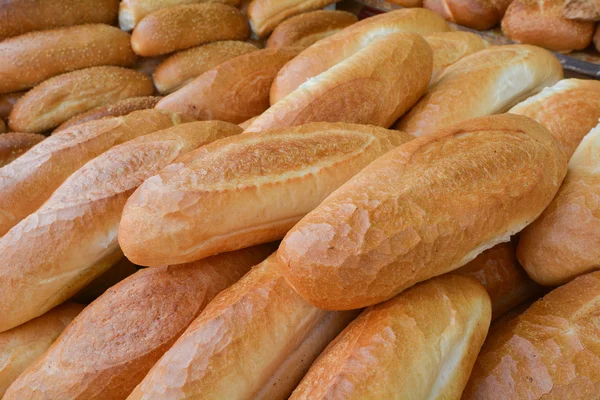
[156,47,298,123]
[54,96,162,133]
[0,133,45,167]
[128,254,358,400]
[0,24,137,94]
[290,275,491,400]
[3,245,272,400]
[266,10,358,49]
[278,114,567,310]
[9,67,154,133]
[424,0,514,30]
[564,0,600,20]
[462,270,600,399]
[72,257,139,304]
[395,45,562,137]
[154,41,258,94]
[0,303,83,397]
[0,0,119,40]
[424,31,489,82]
[119,0,240,31]
[0,121,241,332]
[509,78,600,159]
[0,92,24,120]
[131,3,249,57]
[0,109,187,239]
[119,123,412,266]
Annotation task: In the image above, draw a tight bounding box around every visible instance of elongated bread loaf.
[266,10,358,49]
[291,275,491,400]
[155,47,298,123]
[72,257,138,304]
[128,254,358,400]
[462,270,600,399]
[278,114,567,310]
[0,133,45,167]
[119,123,412,266]
[0,92,24,120]
[0,110,187,246]
[54,96,162,133]
[395,45,562,137]
[131,3,249,57]
[425,31,489,82]
[509,79,600,159]
[154,41,258,94]
[9,67,154,133]
[3,245,271,400]
[0,24,137,94]
[0,121,241,332]
[517,123,600,286]
[424,0,513,30]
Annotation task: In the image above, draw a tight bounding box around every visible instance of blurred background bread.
[424,0,513,30]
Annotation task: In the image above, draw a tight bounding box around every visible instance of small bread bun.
[0,133,45,167]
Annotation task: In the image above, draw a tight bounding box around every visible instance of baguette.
[119,123,412,266]
[290,275,491,400]
[517,123,600,286]
[131,3,249,57]
[0,303,83,397]
[154,41,258,94]
[0,133,45,167]
[54,96,162,133]
[509,78,600,159]
[9,67,154,133]
[0,24,137,94]
[462,270,600,399]
[0,109,187,240]
[156,47,299,124]
[266,10,358,49]
[0,0,119,40]
[72,257,139,304]
[424,0,514,30]
[395,45,562,137]
[278,114,567,310]
[564,0,600,20]
[424,31,489,82]
[0,92,25,120]
[119,0,240,31]
[128,254,359,400]
[0,121,241,332]
[3,245,272,400]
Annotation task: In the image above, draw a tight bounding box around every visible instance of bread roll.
[128,254,358,400]
[54,96,162,133]
[424,31,489,82]
[291,275,491,400]
[564,0,600,20]
[0,303,83,397]
[266,10,358,49]
[395,45,562,137]
[131,3,249,57]
[119,123,412,266]
[9,67,154,133]
[270,9,449,104]
[462,270,600,399]
[155,47,299,124]
[278,114,567,310]
[72,257,139,304]
[3,246,272,400]
[154,41,258,94]
[119,0,240,31]
[454,242,542,320]
[0,133,45,167]
[0,121,241,332]
[0,24,137,94]
[0,92,25,120]
[509,79,600,159]
[502,0,595,52]
[424,0,513,30]
[0,109,187,239]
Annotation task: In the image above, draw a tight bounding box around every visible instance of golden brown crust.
[4,246,272,400]
[128,255,358,400]
[425,31,489,82]
[9,67,154,133]
[278,114,568,310]
[424,0,513,30]
[387,0,424,7]
[395,45,563,137]
[291,275,491,399]
[266,10,358,49]
[564,0,600,20]
[119,122,412,266]
[0,92,25,120]
[0,132,45,167]
[502,0,595,52]
[0,24,137,94]
[463,270,600,399]
[130,3,249,57]
[155,47,299,123]
[154,40,258,94]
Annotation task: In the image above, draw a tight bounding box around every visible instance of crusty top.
[424,31,490,81]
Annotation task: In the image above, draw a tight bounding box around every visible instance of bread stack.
[2,2,600,399]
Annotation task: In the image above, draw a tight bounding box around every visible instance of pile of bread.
[1,0,600,399]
